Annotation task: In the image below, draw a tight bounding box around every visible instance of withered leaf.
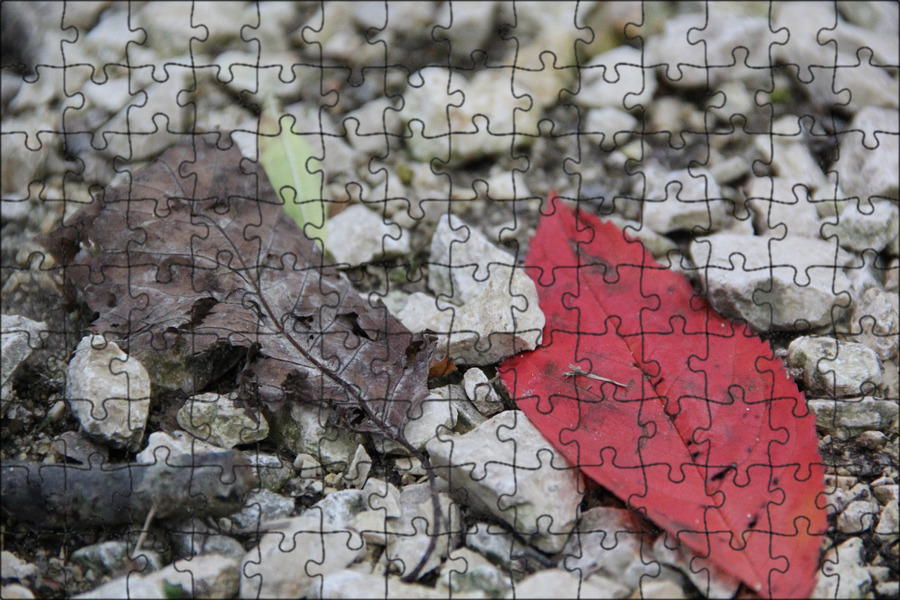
[41,136,433,437]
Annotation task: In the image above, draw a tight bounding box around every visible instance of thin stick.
[132,502,157,557]
[563,364,627,388]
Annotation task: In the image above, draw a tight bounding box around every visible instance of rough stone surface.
[826,200,899,254]
[690,233,854,331]
[808,397,899,437]
[812,537,873,600]
[427,411,584,554]
[77,554,240,600]
[579,46,657,110]
[176,392,269,448]
[1,314,46,411]
[788,336,884,397]
[507,569,631,599]
[400,68,539,165]
[875,499,899,545]
[239,499,367,599]
[326,204,411,266]
[383,482,461,579]
[558,507,657,592]
[743,176,821,238]
[65,335,151,451]
[652,536,741,600]
[641,168,730,235]
[269,402,364,472]
[462,368,504,417]
[436,547,512,598]
[399,278,545,366]
[845,286,900,361]
[429,214,523,305]
[69,541,162,581]
[835,106,900,202]
[318,569,441,599]
[837,499,880,534]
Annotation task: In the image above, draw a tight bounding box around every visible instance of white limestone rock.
[835,107,900,203]
[584,107,638,151]
[812,537,873,599]
[436,547,512,598]
[177,392,269,448]
[463,368,504,417]
[239,495,367,598]
[743,176,822,238]
[429,214,521,305]
[558,507,657,592]
[652,536,741,599]
[66,335,151,451]
[383,483,461,579]
[846,287,899,362]
[78,554,240,599]
[690,233,853,331]
[326,204,411,266]
[641,168,730,235]
[807,397,899,438]
[1,314,46,411]
[506,569,630,600]
[579,46,657,110]
[787,336,884,397]
[426,411,583,554]
[401,68,539,165]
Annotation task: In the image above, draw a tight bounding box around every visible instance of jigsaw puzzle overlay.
[1,2,898,599]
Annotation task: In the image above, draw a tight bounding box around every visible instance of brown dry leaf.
[41,136,433,437]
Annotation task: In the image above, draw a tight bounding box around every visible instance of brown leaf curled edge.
[41,136,434,440]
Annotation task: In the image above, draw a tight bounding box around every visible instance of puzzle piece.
[2,2,898,599]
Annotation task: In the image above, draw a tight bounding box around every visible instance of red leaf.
[498,195,826,599]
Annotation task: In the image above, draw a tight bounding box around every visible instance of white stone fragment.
[66,335,151,451]
[326,204,411,266]
[690,233,853,331]
[77,554,240,599]
[384,483,461,579]
[652,536,741,600]
[1,314,46,411]
[808,397,899,437]
[240,499,367,598]
[463,368,504,417]
[136,431,225,464]
[874,500,899,544]
[584,107,638,151]
[558,507,657,592]
[426,411,583,554]
[399,216,545,365]
[437,547,512,598]
[788,337,884,397]
[647,12,774,89]
[429,214,520,305]
[579,46,657,110]
[827,200,899,254]
[754,116,831,194]
[837,500,880,534]
[318,569,441,599]
[835,107,900,202]
[344,444,372,488]
[177,392,269,448]
[812,537,873,599]
[401,68,539,165]
[506,569,630,600]
[743,177,821,238]
[847,287,900,362]
[641,168,730,235]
